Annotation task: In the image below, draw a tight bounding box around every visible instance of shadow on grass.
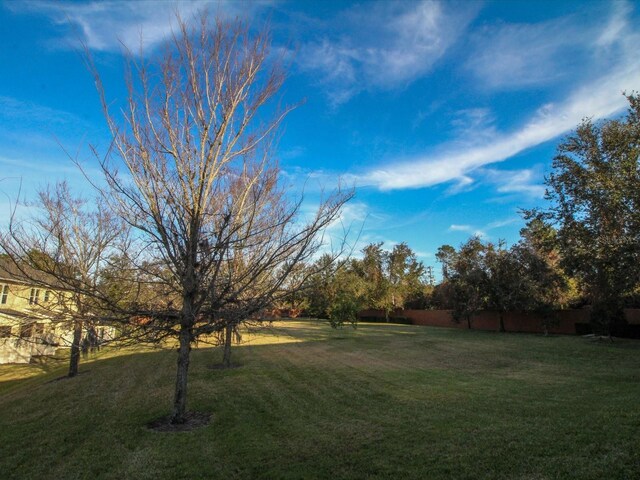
[0,320,340,390]
[147,411,212,432]
[0,352,69,390]
[207,363,242,370]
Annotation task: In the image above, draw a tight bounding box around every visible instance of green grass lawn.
[1,320,639,479]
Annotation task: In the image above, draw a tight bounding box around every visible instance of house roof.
[0,308,56,323]
[0,308,33,319]
[0,257,63,288]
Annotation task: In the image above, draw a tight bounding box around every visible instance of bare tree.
[87,15,351,424]
[1,181,127,377]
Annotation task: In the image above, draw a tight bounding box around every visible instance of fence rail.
[358,308,640,337]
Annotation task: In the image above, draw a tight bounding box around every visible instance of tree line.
[293,93,640,339]
[286,241,430,327]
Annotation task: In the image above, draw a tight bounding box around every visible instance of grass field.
[1,320,639,479]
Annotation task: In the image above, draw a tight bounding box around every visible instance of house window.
[44,290,50,302]
[20,323,34,338]
[0,326,11,337]
[29,288,40,305]
[0,285,8,304]
[34,323,45,336]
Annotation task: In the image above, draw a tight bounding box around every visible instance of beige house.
[0,258,109,363]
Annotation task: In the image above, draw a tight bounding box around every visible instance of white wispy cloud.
[286,2,639,194]
[0,96,104,168]
[485,217,520,230]
[481,168,546,199]
[465,16,588,89]
[6,0,273,53]
[308,199,433,259]
[405,3,639,196]
[449,108,496,140]
[0,96,111,222]
[354,56,639,191]
[298,0,478,105]
[448,224,472,232]
[466,1,636,90]
[448,224,485,238]
[596,1,633,47]
[301,199,368,241]
[0,96,86,127]
[447,217,520,240]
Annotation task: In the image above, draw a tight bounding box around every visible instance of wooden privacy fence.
[358,308,640,336]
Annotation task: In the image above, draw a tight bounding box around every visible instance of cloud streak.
[465,16,589,90]
[481,168,546,199]
[466,1,635,91]
[343,2,639,193]
[355,58,639,191]
[298,1,478,105]
[447,217,519,241]
[448,224,472,232]
[7,0,273,53]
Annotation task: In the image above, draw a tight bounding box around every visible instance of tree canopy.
[542,93,640,335]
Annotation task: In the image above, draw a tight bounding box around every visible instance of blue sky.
[1,0,639,276]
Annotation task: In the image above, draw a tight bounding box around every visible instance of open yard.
[1,320,639,479]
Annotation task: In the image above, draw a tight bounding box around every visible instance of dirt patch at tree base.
[147,412,211,432]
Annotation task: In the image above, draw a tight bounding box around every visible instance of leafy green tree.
[327,262,366,328]
[438,238,487,329]
[435,245,457,281]
[304,242,428,323]
[354,242,427,320]
[543,94,640,336]
[484,240,531,333]
[359,243,393,320]
[441,237,533,332]
[302,254,339,319]
[513,217,572,335]
[388,242,426,309]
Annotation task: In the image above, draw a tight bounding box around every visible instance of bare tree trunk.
[222,323,233,368]
[171,324,192,424]
[68,318,83,377]
[498,312,506,333]
[466,315,471,329]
